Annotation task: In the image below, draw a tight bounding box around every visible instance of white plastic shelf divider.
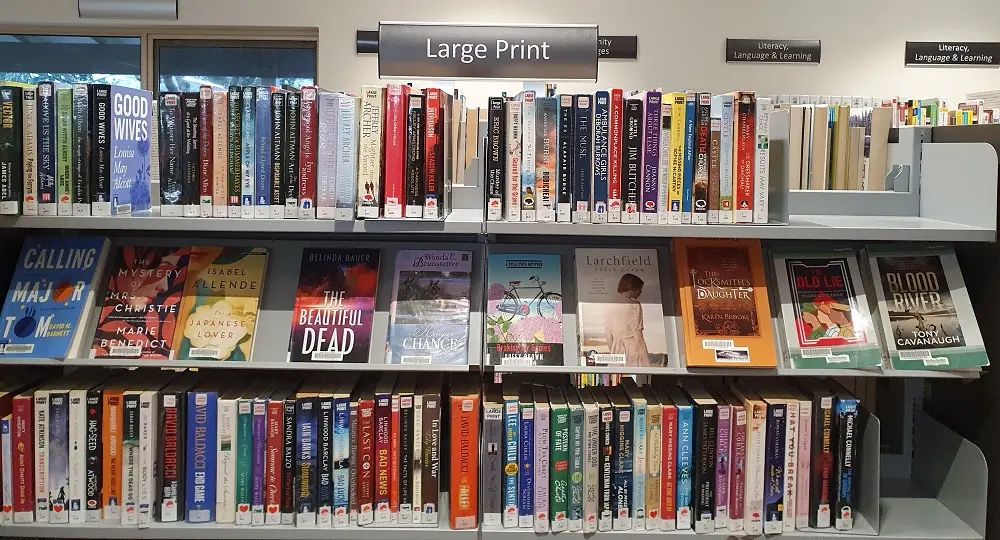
[486,364,982,378]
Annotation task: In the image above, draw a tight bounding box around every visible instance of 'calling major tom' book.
[486,254,564,366]
[289,248,380,363]
[386,250,473,365]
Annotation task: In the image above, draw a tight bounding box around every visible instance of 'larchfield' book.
[289,248,380,363]
[486,253,564,366]
[0,236,111,358]
[386,250,473,365]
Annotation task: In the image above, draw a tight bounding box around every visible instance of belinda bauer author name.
[426,38,553,64]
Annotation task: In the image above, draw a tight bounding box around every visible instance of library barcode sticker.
[924,357,950,367]
[802,348,833,358]
[702,339,735,350]
[311,351,344,361]
[189,348,220,358]
[110,346,143,358]
[825,354,851,364]
[0,344,34,354]
[590,353,625,365]
[898,350,933,361]
[400,355,432,365]
[503,355,535,366]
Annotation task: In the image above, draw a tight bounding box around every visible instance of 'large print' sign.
[378,22,598,80]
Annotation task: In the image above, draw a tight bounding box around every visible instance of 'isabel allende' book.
[486,254,564,366]
[386,250,473,365]
[288,248,380,363]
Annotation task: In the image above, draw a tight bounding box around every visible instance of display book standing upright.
[485,253,564,367]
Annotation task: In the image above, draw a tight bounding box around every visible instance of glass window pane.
[156,41,316,92]
[0,34,141,88]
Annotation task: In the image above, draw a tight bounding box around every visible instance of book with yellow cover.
[173,246,269,361]
[666,92,686,224]
[674,238,776,367]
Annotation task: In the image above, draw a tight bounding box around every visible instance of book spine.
[33,391,48,523]
[315,92,338,220]
[297,87,317,218]
[612,404,633,531]
[583,406,599,533]
[357,399,374,525]
[660,406,677,531]
[281,399,295,525]
[212,91,228,216]
[745,404,766,536]
[676,406,693,530]
[226,87,242,218]
[0,87,21,215]
[404,94,425,218]
[809,396,833,529]
[21,89,37,215]
[718,96,735,224]
[763,404,786,535]
[534,97,556,222]
[681,92,696,224]
[622,99,642,224]
[568,406,585,532]
[572,94,593,223]
[640,92,661,224]
[423,89,443,219]
[608,88,624,222]
[265,400,283,525]
[70,84,89,216]
[101,392,119,522]
[518,402,534,528]
[485,96,504,221]
[268,91,285,219]
[283,91,300,218]
[336,95,358,220]
[504,100,521,222]
[46,393,68,524]
[657,100,671,224]
[234,400,252,525]
[294,396,317,526]
[254,86,272,218]
[667,93,686,224]
[592,91,610,223]
[533,404,550,533]
[693,405,716,533]
[397,395,412,526]
[55,87,73,215]
[503,399,519,528]
[410,396,422,525]
[483,401,503,527]
[1,417,11,523]
[645,405,662,531]
[186,392,217,523]
[708,117,722,224]
[333,396,351,527]
[692,92,711,225]
[12,397,33,523]
[120,394,139,525]
[137,394,156,528]
[36,82,56,215]
[316,398,333,526]
[389,392,399,522]
[520,91,536,221]
[182,93,201,217]
[240,87,256,218]
[556,95,574,222]
[251,400,268,526]
[754,97,772,224]
[156,94,183,217]
[735,92,756,223]
[382,84,407,218]
[783,399,799,533]
[198,86,213,217]
[796,400,812,530]
[834,399,858,531]
[550,407,569,532]
[374,393,391,524]
[450,392,479,531]
[357,86,383,219]
[715,404,731,529]
[68,392,87,524]
[216,400,236,523]
[421,391,440,525]
[729,406,747,533]
[157,393,180,523]
[85,390,103,523]
[597,406,612,531]
[632,401,647,529]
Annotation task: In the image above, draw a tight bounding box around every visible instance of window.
[0,34,141,88]
[155,39,317,92]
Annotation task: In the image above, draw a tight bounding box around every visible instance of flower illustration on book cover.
[486,254,563,366]
[787,258,868,348]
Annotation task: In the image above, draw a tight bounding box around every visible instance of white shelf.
[486,215,995,242]
[486,364,982,379]
[0,522,475,540]
[0,357,476,372]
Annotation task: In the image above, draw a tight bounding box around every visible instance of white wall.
[7,0,1000,107]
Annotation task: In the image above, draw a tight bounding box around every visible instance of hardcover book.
[773,247,882,369]
[866,244,988,369]
[173,247,269,361]
[91,246,190,360]
[674,238,777,368]
[289,248,380,363]
[0,236,111,358]
[575,248,668,367]
[486,254,563,366]
[386,250,473,365]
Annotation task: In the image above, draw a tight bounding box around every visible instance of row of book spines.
[0,83,149,217]
[485,90,768,226]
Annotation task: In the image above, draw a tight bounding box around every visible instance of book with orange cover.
[674,238,776,367]
[448,374,480,530]
[101,377,130,521]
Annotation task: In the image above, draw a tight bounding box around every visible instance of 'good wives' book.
[486,254,564,366]
[173,246,268,361]
[866,244,988,370]
[91,246,190,360]
[386,250,473,365]
[772,246,882,369]
[0,236,111,358]
[288,248,380,363]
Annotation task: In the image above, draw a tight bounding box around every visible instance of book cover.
[622,98,642,223]
[420,381,441,525]
[534,96,557,222]
[664,386,693,530]
[382,84,409,219]
[658,391,677,531]
[316,91,339,220]
[173,247,268,361]
[316,395,333,525]
[255,87,272,217]
[641,92,661,224]
[581,390,600,533]
[281,395,296,524]
[386,250,473,365]
[575,248,668,367]
[520,91,536,222]
[108,86,152,215]
[1,416,11,523]
[681,92,696,224]
[158,387,184,523]
[644,389,662,530]
[0,236,110,358]
[502,382,519,528]
[834,395,858,531]
[556,95,574,223]
[240,86,256,218]
[674,238,776,368]
[657,98,671,225]
[592,90,610,223]
[486,254,563,366]
[91,246,190,360]
[482,388,503,527]
[289,248,380,363]
[267,90,285,219]
[734,92,756,223]
[754,98,772,224]
[11,395,33,523]
[773,248,882,369]
[711,95,735,224]
[251,396,268,525]
[48,392,69,523]
[449,377,480,530]
[294,394,317,525]
[666,92,686,224]
[608,387,633,531]
[533,386,550,533]
[567,389,585,532]
[573,95,593,223]
[227,87,243,218]
[763,400,786,534]
[36,82,57,215]
[186,390,218,523]
[867,244,988,369]
[595,389,613,531]
[715,400,731,529]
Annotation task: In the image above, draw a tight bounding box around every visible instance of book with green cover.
[56,87,73,216]
[549,386,569,532]
[235,393,254,525]
[566,387,585,532]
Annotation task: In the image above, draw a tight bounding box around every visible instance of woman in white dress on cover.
[605,273,651,367]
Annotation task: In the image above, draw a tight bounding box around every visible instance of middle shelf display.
[0,235,988,375]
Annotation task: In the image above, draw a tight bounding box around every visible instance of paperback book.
[486,254,564,366]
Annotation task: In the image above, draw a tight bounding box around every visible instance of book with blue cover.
[0,236,111,358]
[682,92,697,224]
[108,86,153,215]
[592,91,610,223]
[186,389,218,523]
[255,87,271,218]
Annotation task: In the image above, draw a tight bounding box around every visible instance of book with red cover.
[298,86,318,218]
[198,86,213,217]
[382,84,410,218]
[734,92,756,223]
[389,387,401,521]
[11,394,34,522]
[356,384,375,526]
[608,88,624,222]
[423,88,443,218]
[449,374,480,530]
